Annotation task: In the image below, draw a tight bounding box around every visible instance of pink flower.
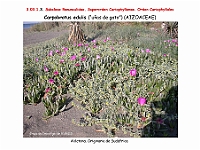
[93,45,97,48]
[172,39,177,43]
[44,66,48,72]
[141,50,144,53]
[55,49,60,53]
[96,55,100,59]
[106,37,110,41]
[141,117,146,122]
[81,57,86,61]
[54,71,59,76]
[61,51,66,56]
[60,59,64,63]
[88,48,91,52]
[75,63,80,67]
[92,39,96,43]
[78,43,83,47]
[130,69,137,76]
[85,43,89,47]
[163,54,167,57]
[111,47,114,51]
[45,87,51,93]
[156,118,164,124]
[137,97,146,106]
[103,39,107,42]
[63,47,68,51]
[48,79,54,84]
[35,58,38,62]
[48,51,53,56]
[146,49,151,53]
[70,55,76,61]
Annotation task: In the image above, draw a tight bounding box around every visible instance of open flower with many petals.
[130,69,137,76]
[48,51,53,56]
[146,49,151,53]
[60,59,64,63]
[96,55,100,59]
[54,71,59,76]
[75,63,80,67]
[44,66,49,72]
[137,97,146,106]
[45,87,51,93]
[48,79,54,84]
[70,55,76,61]
[81,57,86,61]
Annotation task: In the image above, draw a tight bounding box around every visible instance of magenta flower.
[61,51,66,56]
[103,39,107,42]
[172,39,177,43]
[156,118,164,124]
[141,117,146,122]
[146,49,151,53]
[75,63,80,67]
[130,69,137,76]
[60,59,64,63]
[92,39,96,43]
[45,87,51,93]
[48,51,53,56]
[48,79,54,84]
[55,49,60,53]
[63,47,68,51]
[77,43,83,47]
[111,47,114,51]
[137,97,147,106]
[96,55,100,59]
[85,43,89,47]
[163,54,167,57]
[44,66,49,72]
[35,58,38,62]
[54,71,59,76]
[81,57,86,61]
[70,55,76,61]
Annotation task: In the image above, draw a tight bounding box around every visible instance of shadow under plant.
[142,86,178,137]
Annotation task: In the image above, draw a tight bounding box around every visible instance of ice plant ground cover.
[23,23,178,137]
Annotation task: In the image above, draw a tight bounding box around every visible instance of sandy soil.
[23,29,68,47]
[23,94,129,138]
[23,96,108,138]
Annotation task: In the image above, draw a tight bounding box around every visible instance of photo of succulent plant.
[23,22,178,137]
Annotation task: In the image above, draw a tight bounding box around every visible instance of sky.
[23,21,41,24]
